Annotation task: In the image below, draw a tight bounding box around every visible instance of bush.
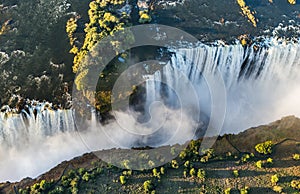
[291,179,300,190]
[184,161,190,168]
[233,170,239,177]
[171,160,179,169]
[266,158,273,164]
[160,167,165,175]
[138,11,152,24]
[120,175,126,185]
[143,180,154,192]
[255,141,273,155]
[293,154,300,160]
[239,186,249,194]
[78,168,86,176]
[49,186,64,194]
[179,150,187,159]
[224,188,231,194]
[272,185,283,193]
[271,174,279,185]
[82,172,91,182]
[255,160,263,169]
[39,180,50,191]
[197,169,206,179]
[152,168,160,179]
[61,175,71,187]
[190,168,196,177]
[241,154,251,163]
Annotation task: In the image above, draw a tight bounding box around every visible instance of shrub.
[255,160,263,169]
[241,154,251,163]
[122,170,132,176]
[61,175,71,187]
[200,149,214,163]
[184,161,190,168]
[224,188,231,194]
[171,160,179,169]
[120,175,126,185]
[179,150,187,159]
[152,168,160,179]
[30,182,40,192]
[78,168,86,176]
[95,167,103,175]
[189,168,196,177]
[239,186,249,194]
[82,172,91,182]
[272,185,283,193]
[49,186,64,194]
[139,11,152,24]
[255,141,273,155]
[233,170,239,177]
[183,170,187,178]
[293,154,300,160]
[266,158,273,164]
[271,174,279,185]
[160,167,165,175]
[291,179,300,190]
[197,169,206,179]
[39,180,50,191]
[143,180,153,192]
[288,0,296,5]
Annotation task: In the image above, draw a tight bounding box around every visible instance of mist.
[1,41,300,182]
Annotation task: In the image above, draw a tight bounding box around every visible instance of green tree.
[255,141,273,155]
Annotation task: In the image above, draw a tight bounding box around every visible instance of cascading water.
[1,39,300,182]
[0,104,76,147]
[144,39,300,134]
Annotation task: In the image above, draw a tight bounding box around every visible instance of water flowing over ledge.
[0,39,300,181]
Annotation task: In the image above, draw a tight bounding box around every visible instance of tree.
[255,141,273,155]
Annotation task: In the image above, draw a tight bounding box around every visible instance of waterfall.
[143,40,300,133]
[0,104,76,147]
[0,39,300,182]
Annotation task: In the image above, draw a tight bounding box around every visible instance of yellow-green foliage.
[255,160,263,169]
[291,179,300,190]
[239,186,249,194]
[233,170,239,177]
[288,0,296,4]
[197,169,206,179]
[120,175,126,184]
[189,168,196,177]
[69,0,129,82]
[139,10,152,23]
[224,188,231,194]
[293,153,300,160]
[236,0,257,27]
[66,17,78,46]
[266,157,273,164]
[143,180,153,192]
[255,141,273,155]
[271,174,279,185]
[152,168,160,178]
[272,185,283,193]
[171,160,179,169]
